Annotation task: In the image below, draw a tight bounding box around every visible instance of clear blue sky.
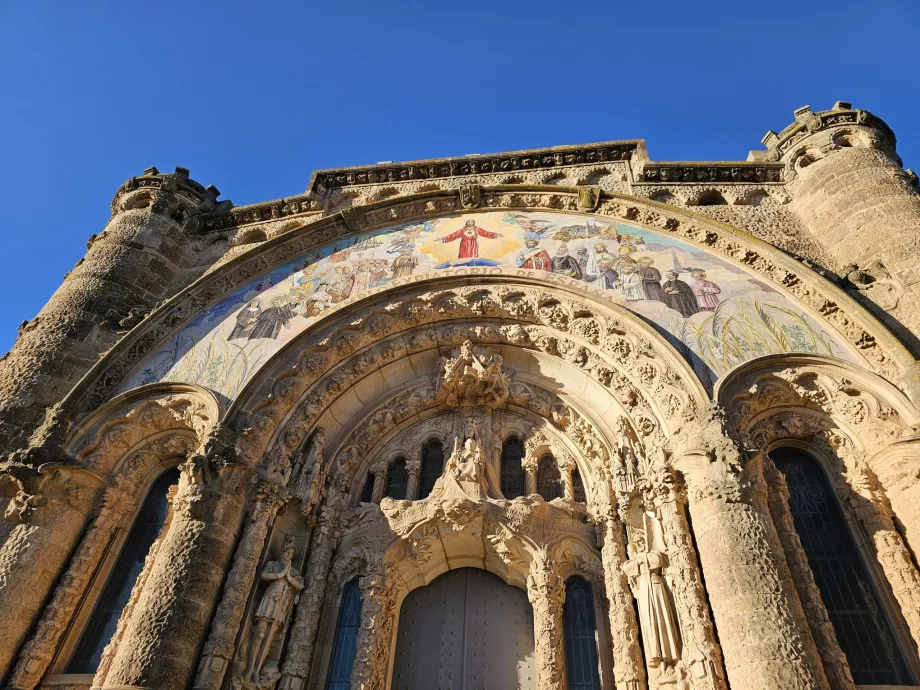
[0,0,917,354]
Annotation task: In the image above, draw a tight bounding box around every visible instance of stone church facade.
[2,101,920,690]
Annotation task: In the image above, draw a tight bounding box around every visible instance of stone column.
[0,464,103,681]
[762,457,855,690]
[527,557,567,690]
[675,418,828,690]
[349,564,400,690]
[370,461,387,505]
[868,438,920,555]
[598,514,646,690]
[523,456,538,496]
[405,458,421,501]
[278,504,340,690]
[98,456,252,690]
[648,469,727,689]
[193,480,291,690]
[6,476,139,690]
[558,455,575,502]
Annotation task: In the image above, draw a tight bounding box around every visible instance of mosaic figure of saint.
[551,243,584,279]
[391,246,419,279]
[249,296,294,340]
[229,299,261,340]
[637,257,665,302]
[616,262,645,301]
[662,271,699,317]
[691,270,721,311]
[325,265,356,303]
[586,242,615,280]
[440,219,501,259]
[597,258,619,290]
[516,239,553,271]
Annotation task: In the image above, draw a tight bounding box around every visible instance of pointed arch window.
[326,579,362,690]
[564,576,601,690]
[537,453,563,501]
[772,448,914,685]
[384,457,408,500]
[66,467,179,674]
[418,440,444,500]
[501,436,525,499]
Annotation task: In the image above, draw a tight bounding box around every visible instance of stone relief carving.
[437,339,511,408]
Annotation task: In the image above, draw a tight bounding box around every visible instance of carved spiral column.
[676,422,829,690]
[762,457,855,690]
[523,455,538,496]
[6,476,138,690]
[98,457,252,690]
[598,513,646,690]
[278,505,340,690]
[193,480,291,690]
[648,469,727,690]
[349,564,400,690]
[370,461,387,505]
[0,464,103,681]
[527,557,567,690]
[405,458,421,501]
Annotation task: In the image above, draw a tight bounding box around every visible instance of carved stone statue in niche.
[437,339,510,408]
[450,419,484,484]
[622,529,682,671]
[237,539,305,689]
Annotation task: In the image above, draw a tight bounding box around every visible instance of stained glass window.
[418,440,443,499]
[772,448,914,686]
[67,467,179,674]
[564,577,601,690]
[359,473,374,503]
[537,453,563,501]
[501,437,526,499]
[326,579,363,690]
[572,468,586,503]
[385,457,408,500]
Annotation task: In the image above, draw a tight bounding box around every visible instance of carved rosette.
[527,558,567,690]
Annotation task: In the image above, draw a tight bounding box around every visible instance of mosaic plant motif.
[123,212,856,398]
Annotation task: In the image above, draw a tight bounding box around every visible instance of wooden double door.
[392,568,536,689]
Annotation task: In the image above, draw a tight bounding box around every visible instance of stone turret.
[0,167,220,454]
[766,102,920,347]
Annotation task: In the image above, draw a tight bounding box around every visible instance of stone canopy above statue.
[436,340,511,408]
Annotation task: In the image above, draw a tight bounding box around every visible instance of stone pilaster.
[558,456,575,502]
[278,506,339,690]
[527,557,567,690]
[405,458,421,501]
[647,469,727,690]
[523,456,538,496]
[349,564,399,690]
[370,461,387,505]
[98,456,252,690]
[5,476,138,690]
[675,416,828,690]
[598,514,646,690]
[193,480,291,690]
[0,464,103,682]
[762,457,855,690]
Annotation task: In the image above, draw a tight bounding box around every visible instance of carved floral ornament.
[715,354,920,457]
[227,279,708,492]
[64,186,910,425]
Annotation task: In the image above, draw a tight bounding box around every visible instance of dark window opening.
[537,453,563,501]
[572,468,587,503]
[564,576,601,690]
[326,579,362,690]
[500,437,526,499]
[67,467,179,674]
[384,458,408,500]
[772,448,914,686]
[418,440,444,500]
[359,473,374,503]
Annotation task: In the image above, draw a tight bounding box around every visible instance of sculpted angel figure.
[242,540,305,686]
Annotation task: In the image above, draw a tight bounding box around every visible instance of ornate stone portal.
[5,105,920,690]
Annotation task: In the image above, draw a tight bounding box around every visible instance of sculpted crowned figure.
[622,531,682,670]
[241,539,305,687]
[451,419,484,484]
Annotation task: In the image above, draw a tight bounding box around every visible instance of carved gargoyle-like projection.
[436,340,510,408]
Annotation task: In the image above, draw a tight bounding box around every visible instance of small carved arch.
[650,190,675,204]
[743,188,771,207]
[792,147,824,171]
[231,228,267,247]
[833,129,870,149]
[694,190,728,206]
[373,187,401,202]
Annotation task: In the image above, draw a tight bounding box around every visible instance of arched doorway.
[392,568,536,689]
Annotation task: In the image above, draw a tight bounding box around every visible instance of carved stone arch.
[57,184,918,445]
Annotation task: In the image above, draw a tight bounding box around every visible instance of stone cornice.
[639,162,784,184]
[306,140,643,194]
[762,104,896,158]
